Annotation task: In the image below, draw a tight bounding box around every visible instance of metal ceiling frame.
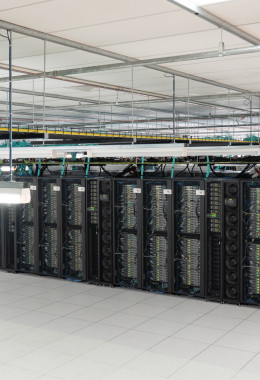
[0,19,252,94]
[0,1,258,142]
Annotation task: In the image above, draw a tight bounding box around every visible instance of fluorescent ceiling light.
[1,166,15,172]
[0,181,31,204]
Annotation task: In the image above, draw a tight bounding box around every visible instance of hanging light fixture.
[0,181,30,204]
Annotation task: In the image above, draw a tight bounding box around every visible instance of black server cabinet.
[143,179,172,293]
[15,177,38,274]
[38,177,62,277]
[86,178,113,285]
[0,208,3,268]
[1,205,16,271]
[205,179,240,304]
[206,180,222,301]
[173,179,205,298]
[61,178,86,281]
[113,179,142,289]
[241,180,260,306]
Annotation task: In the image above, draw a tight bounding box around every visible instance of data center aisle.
[0,271,259,380]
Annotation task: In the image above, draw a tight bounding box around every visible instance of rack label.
[133,188,141,194]
[196,190,205,196]
[78,187,85,192]
[53,186,60,191]
[163,189,172,195]
[30,185,37,191]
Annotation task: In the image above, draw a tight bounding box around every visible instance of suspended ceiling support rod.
[0,62,248,95]
[0,83,252,114]
[7,31,13,181]
[0,20,251,94]
[166,0,260,45]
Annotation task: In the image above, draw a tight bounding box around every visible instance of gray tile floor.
[0,270,259,379]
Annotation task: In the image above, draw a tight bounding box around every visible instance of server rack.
[61,178,86,281]
[0,208,3,269]
[173,179,205,298]
[38,177,62,276]
[205,180,222,302]
[1,204,16,271]
[15,177,38,274]
[113,179,142,288]
[142,179,172,293]
[86,178,113,284]
[241,180,260,306]
[205,179,240,304]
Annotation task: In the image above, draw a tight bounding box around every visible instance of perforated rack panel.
[62,178,86,281]
[242,181,260,305]
[15,177,38,273]
[173,180,204,297]
[114,179,142,288]
[38,178,61,276]
[143,180,172,293]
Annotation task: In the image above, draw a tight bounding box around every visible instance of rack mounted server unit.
[38,177,62,277]
[113,179,142,288]
[86,178,113,285]
[205,179,240,304]
[143,179,172,293]
[15,177,38,274]
[61,178,86,281]
[241,180,260,306]
[0,178,38,272]
[173,179,205,298]
[1,204,16,271]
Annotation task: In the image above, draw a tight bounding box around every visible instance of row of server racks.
[0,176,260,306]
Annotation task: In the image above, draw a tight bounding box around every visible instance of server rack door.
[173,179,204,298]
[86,178,113,284]
[99,179,113,284]
[205,180,223,302]
[15,177,38,274]
[113,179,142,289]
[61,178,86,281]
[241,180,260,306]
[142,179,172,293]
[86,179,99,283]
[38,178,61,277]
[0,207,4,269]
[223,180,240,304]
[2,205,16,271]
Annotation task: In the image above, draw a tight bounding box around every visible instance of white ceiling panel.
[203,0,260,26]
[103,29,249,59]
[239,23,260,40]
[0,0,177,32]
[11,50,119,71]
[53,11,216,48]
[0,0,52,12]
[168,53,260,76]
